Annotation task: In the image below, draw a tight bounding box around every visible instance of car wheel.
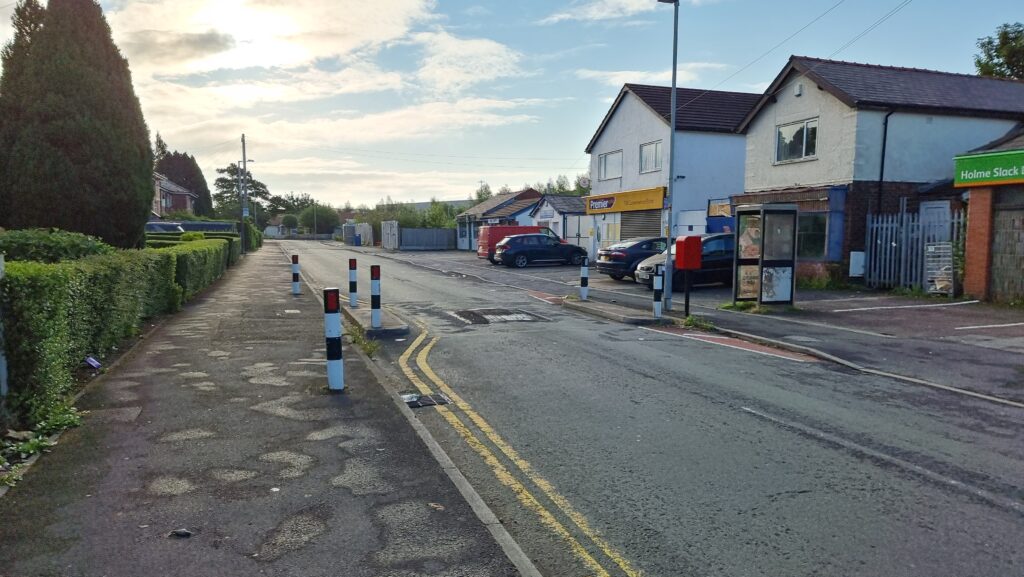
[568,253,584,266]
[488,254,498,264]
[513,254,529,268]
[609,273,625,281]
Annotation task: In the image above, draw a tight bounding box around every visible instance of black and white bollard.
[579,256,589,301]
[291,255,301,295]
[370,265,382,329]
[323,288,344,392]
[348,258,358,308]
[652,265,663,319]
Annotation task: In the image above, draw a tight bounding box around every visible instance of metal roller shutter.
[620,209,662,239]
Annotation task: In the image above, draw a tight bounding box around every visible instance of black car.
[495,234,588,268]
[635,233,735,289]
[595,237,667,280]
[145,221,186,232]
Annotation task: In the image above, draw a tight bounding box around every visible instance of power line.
[825,0,914,60]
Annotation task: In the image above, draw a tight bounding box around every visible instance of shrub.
[160,239,229,301]
[0,229,114,263]
[145,240,183,249]
[180,232,205,242]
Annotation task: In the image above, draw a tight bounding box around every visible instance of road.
[280,240,1024,577]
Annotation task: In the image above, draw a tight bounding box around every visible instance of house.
[585,83,760,245]
[456,188,542,250]
[528,194,587,246]
[957,123,1024,302]
[735,55,1024,271]
[152,172,197,216]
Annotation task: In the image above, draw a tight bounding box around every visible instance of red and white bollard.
[323,288,344,391]
[370,265,382,329]
[348,258,358,308]
[579,256,589,301]
[291,255,301,295]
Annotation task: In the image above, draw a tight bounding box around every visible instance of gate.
[381,220,399,250]
[864,208,964,290]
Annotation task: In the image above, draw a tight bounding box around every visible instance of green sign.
[954,149,1024,188]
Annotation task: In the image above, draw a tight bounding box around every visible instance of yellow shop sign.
[585,187,666,215]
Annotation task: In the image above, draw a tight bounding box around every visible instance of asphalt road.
[280,240,1024,577]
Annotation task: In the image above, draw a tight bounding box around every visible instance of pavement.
[0,247,521,577]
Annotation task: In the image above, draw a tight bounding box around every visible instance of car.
[495,234,587,268]
[145,221,186,232]
[634,233,735,289]
[477,225,561,263]
[595,237,667,280]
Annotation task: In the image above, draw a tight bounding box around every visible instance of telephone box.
[733,204,798,305]
[675,236,702,270]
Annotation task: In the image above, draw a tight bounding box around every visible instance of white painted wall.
[589,91,671,196]
[744,71,858,192]
[853,111,1018,182]
[673,130,747,212]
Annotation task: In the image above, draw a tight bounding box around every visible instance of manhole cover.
[448,308,544,325]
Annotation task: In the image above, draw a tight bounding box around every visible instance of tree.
[555,175,572,194]
[299,203,339,234]
[421,198,457,229]
[474,182,492,203]
[572,173,591,197]
[267,191,315,216]
[497,185,512,194]
[213,162,270,220]
[0,0,154,247]
[157,149,213,216]
[281,214,299,229]
[154,132,169,164]
[975,22,1024,80]
[0,0,46,228]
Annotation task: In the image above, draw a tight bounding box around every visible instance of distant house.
[152,172,197,217]
[455,188,542,251]
[735,55,1024,267]
[585,83,759,243]
[529,194,587,246]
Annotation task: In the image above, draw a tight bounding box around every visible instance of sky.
[0,0,1018,207]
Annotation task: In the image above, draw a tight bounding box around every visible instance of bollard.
[323,288,344,391]
[291,255,301,295]
[348,258,358,308]
[579,256,589,301]
[370,265,382,329]
[652,265,663,319]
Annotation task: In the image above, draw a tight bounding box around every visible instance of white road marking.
[954,322,1024,331]
[740,406,1024,515]
[832,300,979,313]
[640,326,810,362]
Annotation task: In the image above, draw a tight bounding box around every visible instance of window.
[640,141,662,173]
[598,150,622,180]
[522,236,540,246]
[797,213,827,259]
[776,118,818,162]
[702,238,726,256]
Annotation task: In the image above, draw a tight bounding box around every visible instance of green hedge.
[180,232,205,242]
[0,229,114,263]
[161,239,229,301]
[0,249,181,425]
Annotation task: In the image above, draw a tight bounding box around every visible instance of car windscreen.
[606,240,638,250]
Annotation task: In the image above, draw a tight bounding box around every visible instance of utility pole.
[240,134,249,255]
[313,202,317,236]
[660,0,679,311]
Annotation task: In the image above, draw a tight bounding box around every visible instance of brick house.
[958,124,1024,302]
[734,56,1024,273]
[152,172,197,216]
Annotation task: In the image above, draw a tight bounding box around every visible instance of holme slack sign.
[954,149,1024,188]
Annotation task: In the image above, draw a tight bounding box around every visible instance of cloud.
[575,62,727,86]
[120,30,235,64]
[539,0,716,25]
[413,30,524,95]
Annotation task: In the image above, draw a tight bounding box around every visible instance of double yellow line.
[398,328,641,577]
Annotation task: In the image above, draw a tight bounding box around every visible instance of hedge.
[0,229,114,263]
[160,240,229,301]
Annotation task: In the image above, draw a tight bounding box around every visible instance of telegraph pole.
[240,134,249,254]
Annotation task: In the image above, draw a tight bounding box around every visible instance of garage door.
[620,209,662,239]
[990,188,1024,302]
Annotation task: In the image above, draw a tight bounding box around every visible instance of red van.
[477,225,562,263]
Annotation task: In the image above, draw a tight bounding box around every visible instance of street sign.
[243,207,250,218]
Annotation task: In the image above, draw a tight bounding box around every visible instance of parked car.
[145,221,186,232]
[595,237,667,281]
[635,233,735,289]
[495,234,587,268]
[477,225,562,263]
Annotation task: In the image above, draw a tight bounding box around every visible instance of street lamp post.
[659,0,679,311]
[237,155,255,253]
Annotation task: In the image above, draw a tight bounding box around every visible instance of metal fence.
[399,228,455,250]
[864,209,964,289]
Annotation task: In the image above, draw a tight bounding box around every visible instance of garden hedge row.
[0,229,114,263]
[146,236,240,266]
[0,239,232,427]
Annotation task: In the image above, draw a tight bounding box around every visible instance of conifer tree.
[1,0,153,247]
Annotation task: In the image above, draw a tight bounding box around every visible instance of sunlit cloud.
[413,30,525,95]
[575,62,728,87]
[539,0,717,25]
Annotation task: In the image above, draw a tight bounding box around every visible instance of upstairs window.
[640,140,662,173]
[776,118,818,162]
[598,150,622,180]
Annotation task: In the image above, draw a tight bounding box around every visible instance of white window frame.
[774,117,818,164]
[639,140,662,174]
[598,150,623,181]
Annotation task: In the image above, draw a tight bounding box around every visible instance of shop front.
[585,187,666,251]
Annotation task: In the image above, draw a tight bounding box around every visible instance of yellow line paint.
[397,333,612,577]
[418,338,641,577]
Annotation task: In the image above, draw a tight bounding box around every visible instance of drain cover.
[400,392,451,408]
[449,308,543,325]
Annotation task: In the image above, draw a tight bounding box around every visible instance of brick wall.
[963,187,993,299]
